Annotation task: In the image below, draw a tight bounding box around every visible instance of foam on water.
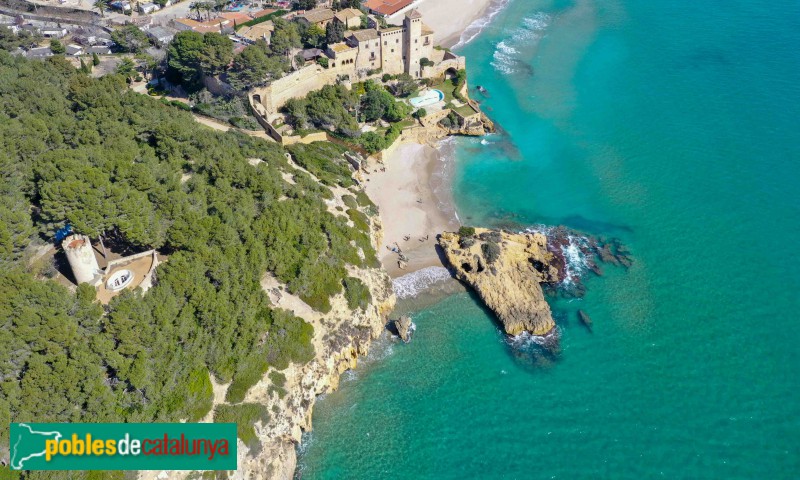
[490,12,551,74]
[452,0,511,50]
[392,266,453,299]
[524,225,590,287]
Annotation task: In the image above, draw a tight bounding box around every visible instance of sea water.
[297,0,800,477]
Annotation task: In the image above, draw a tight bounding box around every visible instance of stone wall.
[251,62,356,117]
[421,52,466,79]
[379,29,405,75]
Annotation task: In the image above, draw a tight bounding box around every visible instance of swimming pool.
[409,89,444,108]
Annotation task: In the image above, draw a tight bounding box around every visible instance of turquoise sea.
[298,0,800,478]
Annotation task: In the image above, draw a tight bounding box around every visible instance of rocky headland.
[437,228,561,336]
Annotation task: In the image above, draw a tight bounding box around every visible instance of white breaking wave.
[452,0,511,50]
[392,266,453,299]
[560,234,590,286]
[508,327,561,348]
[490,12,551,75]
[524,225,590,287]
[491,40,518,74]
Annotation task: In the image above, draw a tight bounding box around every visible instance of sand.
[364,142,460,278]
[392,0,499,48]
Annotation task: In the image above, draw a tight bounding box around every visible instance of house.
[236,22,274,44]
[334,8,362,29]
[296,8,335,28]
[86,45,112,55]
[345,28,380,71]
[146,26,177,45]
[364,0,413,17]
[26,46,53,58]
[325,42,357,69]
[219,12,251,25]
[40,27,68,38]
[138,2,160,14]
[300,47,324,63]
[65,44,83,55]
[173,17,233,34]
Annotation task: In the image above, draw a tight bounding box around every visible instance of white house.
[139,2,160,14]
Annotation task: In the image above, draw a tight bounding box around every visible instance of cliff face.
[438,228,559,336]
[235,264,395,480]
[141,173,395,480]
[232,197,396,480]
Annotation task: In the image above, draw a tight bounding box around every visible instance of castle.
[330,9,434,78]
[250,9,466,127]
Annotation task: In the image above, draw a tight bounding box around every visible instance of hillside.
[0,52,391,479]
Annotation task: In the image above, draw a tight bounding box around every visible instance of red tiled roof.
[364,0,413,16]
[250,8,277,19]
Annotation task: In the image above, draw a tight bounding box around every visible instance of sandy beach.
[394,0,500,48]
[364,142,460,278]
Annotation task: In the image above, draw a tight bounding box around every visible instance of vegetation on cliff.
[0,53,376,478]
[282,80,413,153]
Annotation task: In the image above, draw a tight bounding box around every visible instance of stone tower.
[404,9,423,77]
[63,234,102,285]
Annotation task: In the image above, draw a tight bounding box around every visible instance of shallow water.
[298,0,800,477]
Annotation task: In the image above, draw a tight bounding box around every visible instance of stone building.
[250,9,441,121]
[334,7,363,29]
[346,9,433,77]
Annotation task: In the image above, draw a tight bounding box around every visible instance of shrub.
[49,39,65,54]
[287,142,355,187]
[343,277,372,311]
[478,230,502,243]
[481,241,501,264]
[214,404,269,449]
[225,354,269,403]
[459,236,475,249]
[185,368,214,421]
[381,73,392,82]
[347,208,370,232]
[439,111,461,129]
[355,190,377,214]
[269,371,287,388]
[341,194,358,209]
[230,116,260,130]
[420,57,434,68]
[317,56,329,68]
[412,107,427,119]
[458,226,476,237]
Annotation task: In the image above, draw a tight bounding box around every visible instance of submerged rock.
[438,228,560,336]
[577,309,593,332]
[393,316,413,343]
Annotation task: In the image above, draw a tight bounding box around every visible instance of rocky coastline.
[438,228,561,336]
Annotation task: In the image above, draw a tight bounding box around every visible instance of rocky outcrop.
[438,228,560,336]
[392,316,413,343]
[578,310,593,332]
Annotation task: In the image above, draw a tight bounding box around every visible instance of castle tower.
[403,9,423,77]
[63,234,102,285]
